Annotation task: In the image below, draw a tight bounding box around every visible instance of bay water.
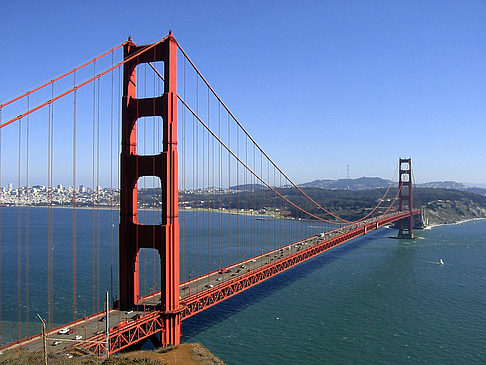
[0,206,485,363]
[183,219,486,364]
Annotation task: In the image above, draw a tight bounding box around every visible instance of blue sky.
[1,0,485,185]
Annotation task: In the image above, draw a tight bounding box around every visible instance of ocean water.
[1,206,485,364]
[182,220,486,364]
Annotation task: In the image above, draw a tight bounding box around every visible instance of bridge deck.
[1,210,419,356]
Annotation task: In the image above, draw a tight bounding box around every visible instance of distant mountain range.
[228,178,486,196]
[229,183,266,191]
[416,181,486,196]
[298,177,486,195]
[418,181,468,189]
[298,177,393,190]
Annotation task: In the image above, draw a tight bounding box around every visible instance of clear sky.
[1,0,485,185]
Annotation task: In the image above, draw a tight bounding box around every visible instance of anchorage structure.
[119,33,181,344]
[398,158,414,238]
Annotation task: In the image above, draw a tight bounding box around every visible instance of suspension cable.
[176,44,353,222]
[0,42,129,110]
[148,61,398,225]
[147,60,397,225]
[0,35,173,129]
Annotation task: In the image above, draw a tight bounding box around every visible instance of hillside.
[416,188,486,225]
[298,177,392,190]
[296,178,486,196]
[179,187,486,225]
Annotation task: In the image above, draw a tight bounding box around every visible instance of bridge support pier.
[398,158,414,239]
[119,33,181,345]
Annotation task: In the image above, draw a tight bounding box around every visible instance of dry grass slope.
[0,343,225,365]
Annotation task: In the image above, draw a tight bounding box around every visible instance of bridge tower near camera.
[118,33,181,345]
[398,158,414,238]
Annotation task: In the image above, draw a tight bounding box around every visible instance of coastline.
[5,205,486,228]
[424,217,486,230]
[2,204,293,219]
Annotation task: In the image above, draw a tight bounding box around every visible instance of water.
[1,206,485,363]
[0,206,330,344]
[182,220,486,364]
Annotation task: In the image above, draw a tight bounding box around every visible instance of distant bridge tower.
[119,33,181,345]
[398,158,414,238]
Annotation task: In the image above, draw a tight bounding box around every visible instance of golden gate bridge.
[0,32,419,356]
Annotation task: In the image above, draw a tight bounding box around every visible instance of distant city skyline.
[2,176,486,191]
[1,1,485,185]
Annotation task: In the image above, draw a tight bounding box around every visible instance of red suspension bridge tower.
[119,33,181,344]
[0,31,426,356]
[398,158,414,238]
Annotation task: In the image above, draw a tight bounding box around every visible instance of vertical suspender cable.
[227,113,231,266]
[244,133,248,259]
[252,143,255,262]
[109,52,114,303]
[91,61,96,315]
[116,63,122,303]
[201,92,205,276]
[211,98,215,271]
[0,110,2,344]
[260,150,263,257]
[218,103,222,270]
[152,62,156,293]
[96,76,101,312]
[207,88,211,274]
[267,159,270,252]
[72,71,77,321]
[47,105,51,329]
[207,88,210,275]
[192,113,195,282]
[48,82,55,329]
[17,118,22,340]
[195,76,199,280]
[273,165,276,253]
[25,96,30,334]
[236,125,239,263]
[182,56,186,282]
[285,178,291,249]
[143,64,147,296]
[47,104,51,329]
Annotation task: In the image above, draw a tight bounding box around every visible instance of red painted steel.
[0,35,173,129]
[77,211,419,356]
[180,211,419,319]
[0,34,423,356]
[81,311,164,356]
[119,32,181,345]
[1,210,420,356]
[398,158,414,238]
[0,42,128,109]
[0,308,113,352]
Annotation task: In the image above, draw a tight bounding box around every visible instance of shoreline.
[0,205,292,220]
[4,205,485,228]
[424,217,486,230]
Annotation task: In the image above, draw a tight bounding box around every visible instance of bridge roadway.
[1,210,419,356]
